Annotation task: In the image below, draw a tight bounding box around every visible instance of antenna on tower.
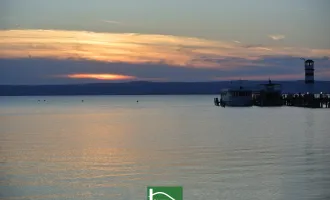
[300,58,306,61]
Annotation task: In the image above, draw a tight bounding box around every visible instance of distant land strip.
[1,81,330,96]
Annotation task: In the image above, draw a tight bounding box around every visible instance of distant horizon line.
[1,80,330,86]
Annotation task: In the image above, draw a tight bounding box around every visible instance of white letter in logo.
[149,188,176,200]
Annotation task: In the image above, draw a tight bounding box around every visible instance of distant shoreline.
[1,81,330,96]
[0,94,216,97]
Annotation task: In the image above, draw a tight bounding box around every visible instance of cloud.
[1,29,329,70]
[102,20,123,25]
[1,56,330,84]
[213,73,303,81]
[0,29,330,83]
[242,44,272,51]
[233,40,241,44]
[268,34,286,40]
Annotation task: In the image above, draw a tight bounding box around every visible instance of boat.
[219,85,253,107]
[253,79,283,107]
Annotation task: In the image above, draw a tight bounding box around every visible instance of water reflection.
[0,96,330,200]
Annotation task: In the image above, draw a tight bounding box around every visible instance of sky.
[0,0,330,84]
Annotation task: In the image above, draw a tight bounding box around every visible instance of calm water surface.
[0,95,330,200]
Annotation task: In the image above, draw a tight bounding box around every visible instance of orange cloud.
[66,74,136,80]
[0,29,330,69]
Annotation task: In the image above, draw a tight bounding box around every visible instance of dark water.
[0,95,329,200]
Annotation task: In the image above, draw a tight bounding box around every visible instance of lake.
[0,95,329,200]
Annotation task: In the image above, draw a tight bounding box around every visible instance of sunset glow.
[1,29,330,70]
[67,74,136,80]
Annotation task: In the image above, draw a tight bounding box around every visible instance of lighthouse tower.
[304,59,314,84]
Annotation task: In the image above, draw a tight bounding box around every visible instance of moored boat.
[219,86,253,107]
[253,80,283,107]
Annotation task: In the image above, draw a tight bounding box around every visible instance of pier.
[214,59,330,108]
[214,92,330,108]
[281,93,330,108]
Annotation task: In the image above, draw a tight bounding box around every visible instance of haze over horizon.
[1,0,330,84]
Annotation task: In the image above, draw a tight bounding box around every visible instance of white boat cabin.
[220,86,253,107]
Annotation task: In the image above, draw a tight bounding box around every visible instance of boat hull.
[220,98,253,107]
[222,101,253,107]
